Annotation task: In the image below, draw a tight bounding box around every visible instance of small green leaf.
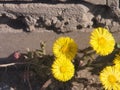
[117,43,120,48]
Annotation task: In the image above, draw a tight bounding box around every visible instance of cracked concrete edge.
[0,4,87,17]
[0,3,119,33]
[0,3,94,32]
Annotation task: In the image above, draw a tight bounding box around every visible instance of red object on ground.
[14,51,21,60]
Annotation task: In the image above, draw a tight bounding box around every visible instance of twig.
[40,79,52,90]
[0,62,27,68]
[26,65,32,90]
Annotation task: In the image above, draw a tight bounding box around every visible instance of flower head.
[51,57,75,82]
[53,37,77,60]
[113,53,120,71]
[113,53,120,65]
[100,66,120,90]
[90,27,115,56]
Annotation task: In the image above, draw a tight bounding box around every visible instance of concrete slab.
[0,27,120,58]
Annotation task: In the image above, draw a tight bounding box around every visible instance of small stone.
[107,0,119,9]
[25,25,35,32]
[44,19,51,26]
[112,21,117,26]
[105,19,111,25]
[96,15,101,22]
[112,21,119,26]
[110,26,119,32]
[72,82,84,90]
[25,16,37,25]
[79,60,84,66]
[52,17,58,24]
[55,20,62,28]
[100,18,105,24]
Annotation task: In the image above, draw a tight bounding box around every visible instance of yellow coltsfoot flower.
[90,27,115,56]
[53,37,78,60]
[113,53,120,65]
[100,66,120,90]
[113,53,120,70]
[51,57,75,82]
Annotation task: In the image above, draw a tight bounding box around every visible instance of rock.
[54,20,62,28]
[26,25,35,32]
[107,0,119,9]
[51,17,58,24]
[112,21,119,26]
[25,16,37,26]
[110,26,120,32]
[72,82,84,90]
[44,19,52,26]
[105,19,111,26]
[101,18,106,24]
[80,13,94,28]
